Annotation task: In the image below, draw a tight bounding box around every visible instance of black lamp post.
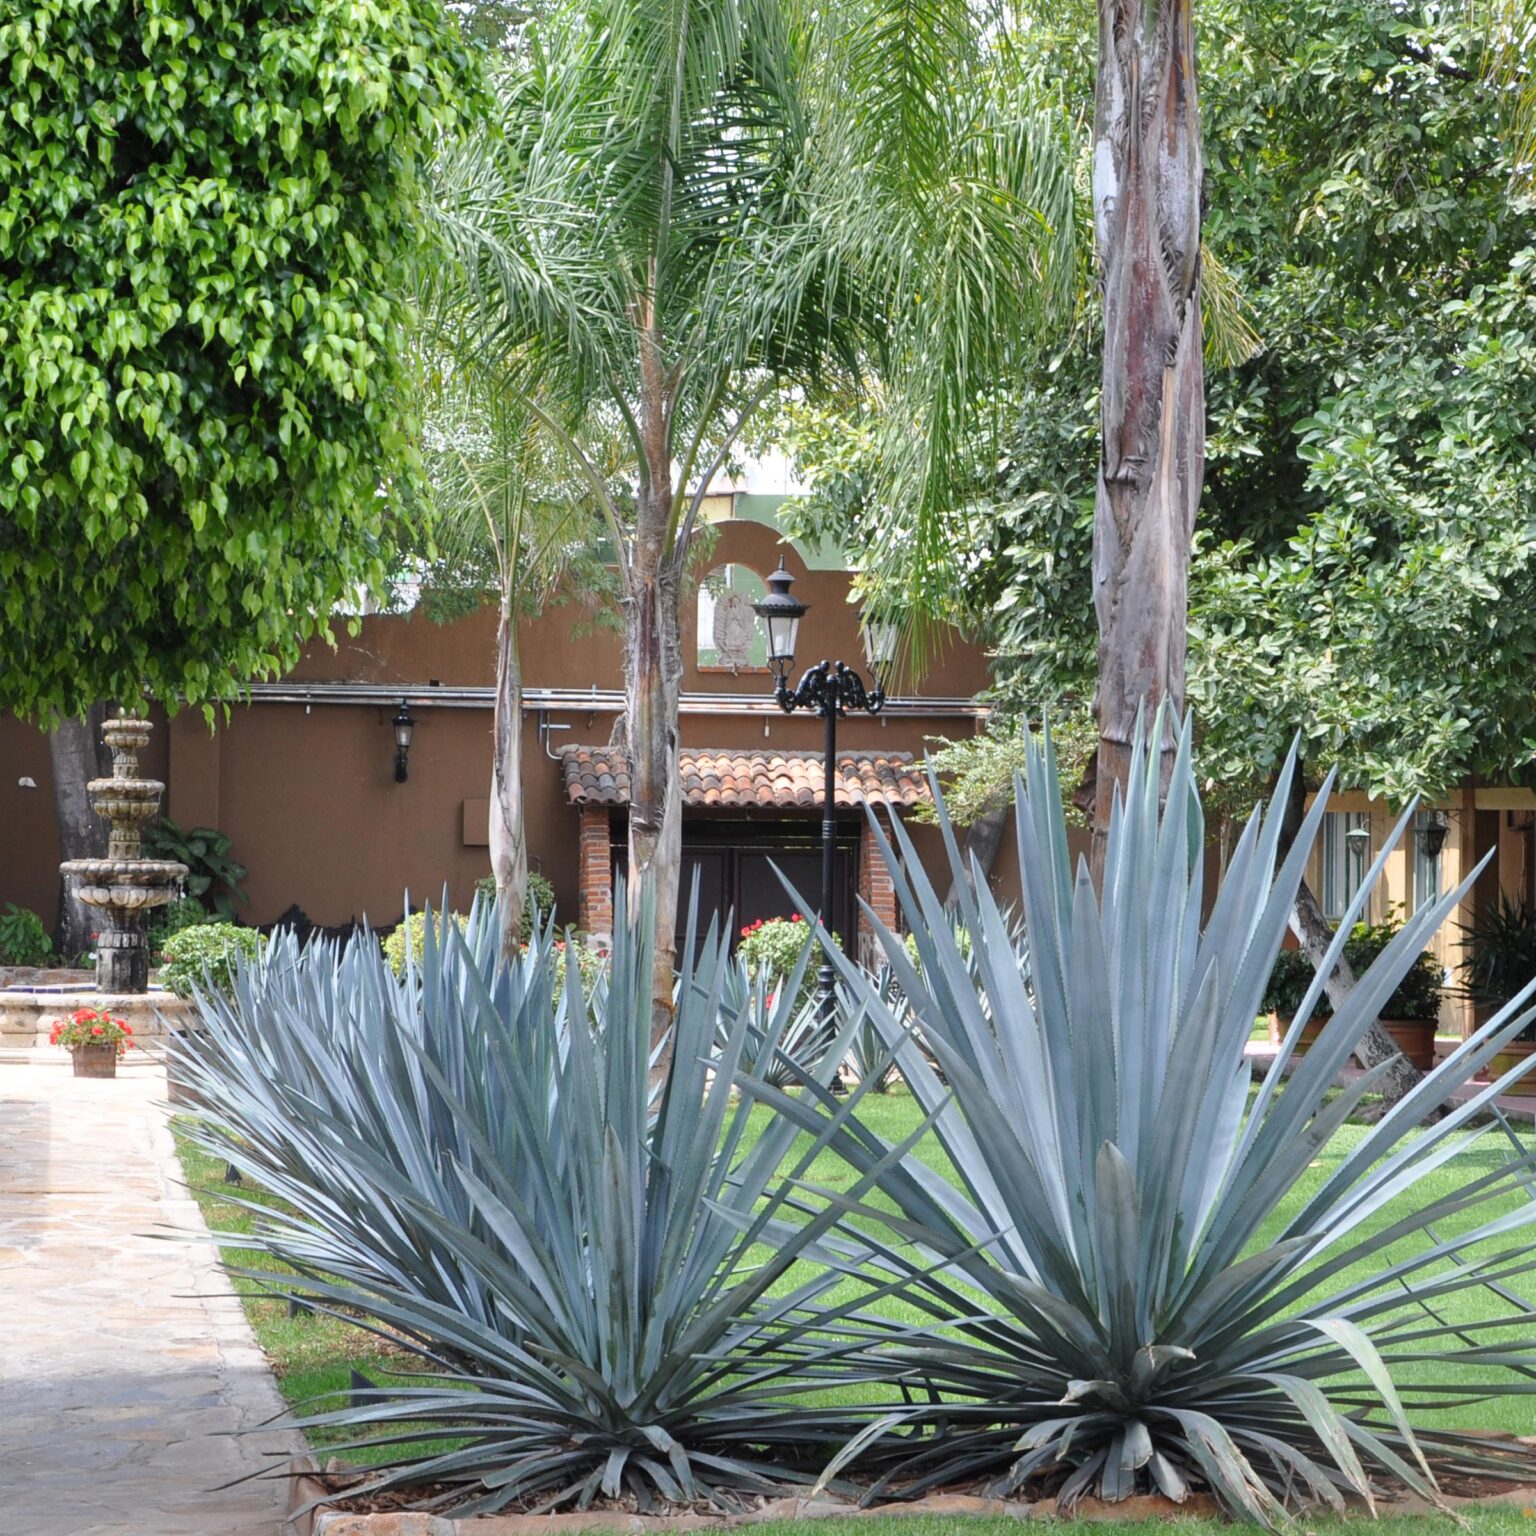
[392,700,415,783]
[753,558,893,1028]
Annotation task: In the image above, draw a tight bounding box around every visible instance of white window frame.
[1321,811,1371,922]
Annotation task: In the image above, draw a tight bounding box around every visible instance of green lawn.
[175,1084,1536,1480]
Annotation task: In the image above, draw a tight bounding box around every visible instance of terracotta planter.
[1267,1011,1326,1053]
[1477,1037,1536,1085]
[1377,1018,1437,1072]
[70,1043,119,1078]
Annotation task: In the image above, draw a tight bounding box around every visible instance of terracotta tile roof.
[560,746,930,811]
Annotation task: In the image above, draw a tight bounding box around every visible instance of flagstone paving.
[0,1050,300,1535]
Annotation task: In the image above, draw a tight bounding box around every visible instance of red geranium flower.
[91,1024,104,1035]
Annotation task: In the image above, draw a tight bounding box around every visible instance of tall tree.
[1088,0,1204,853]
[0,0,473,722]
[435,0,1071,1030]
[410,350,614,951]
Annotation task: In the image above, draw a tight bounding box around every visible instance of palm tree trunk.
[49,702,109,959]
[624,486,684,1044]
[489,605,528,957]
[1090,0,1206,875]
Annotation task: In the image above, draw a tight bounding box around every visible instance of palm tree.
[412,346,612,952]
[430,0,1073,1032]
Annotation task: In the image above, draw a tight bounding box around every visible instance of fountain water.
[60,715,188,992]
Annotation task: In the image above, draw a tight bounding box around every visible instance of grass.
[174,1080,1536,1483]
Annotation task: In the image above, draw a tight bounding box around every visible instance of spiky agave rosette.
[749,718,1536,1525]
[173,890,904,1515]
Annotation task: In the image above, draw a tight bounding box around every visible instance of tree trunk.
[1277,764,1427,1107]
[944,805,1009,913]
[624,486,684,1044]
[49,702,109,959]
[1090,0,1206,876]
[489,604,528,957]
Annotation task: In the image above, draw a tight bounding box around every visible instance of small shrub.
[737,915,834,1015]
[0,903,52,966]
[146,897,210,963]
[383,911,469,977]
[474,870,556,941]
[1345,918,1443,1021]
[1260,946,1332,1018]
[160,923,265,999]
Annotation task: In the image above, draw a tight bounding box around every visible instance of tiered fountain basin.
[1,711,197,1051]
[0,976,195,1050]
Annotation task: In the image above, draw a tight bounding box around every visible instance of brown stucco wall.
[1,523,993,935]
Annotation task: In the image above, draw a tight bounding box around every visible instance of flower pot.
[71,1043,119,1078]
[1376,1018,1437,1072]
[1477,1037,1536,1085]
[1267,1011,1325,1053]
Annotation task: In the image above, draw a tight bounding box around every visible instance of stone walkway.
[0,1051,300,1535]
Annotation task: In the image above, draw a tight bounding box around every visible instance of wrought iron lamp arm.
[773,660,886,718]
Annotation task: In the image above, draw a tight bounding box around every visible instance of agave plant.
[845,967,904,1093]
[749,719,1536,1525]
[716,940,839,1090]
[176,888,894,1513]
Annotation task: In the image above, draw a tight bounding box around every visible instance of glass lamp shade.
[393,702,415,751]
[753,559,808,668]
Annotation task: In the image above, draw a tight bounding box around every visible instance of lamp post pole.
[754,561,892,1028]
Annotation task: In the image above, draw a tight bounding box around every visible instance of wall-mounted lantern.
[393,700,415,783]
[1419,808,1450,860]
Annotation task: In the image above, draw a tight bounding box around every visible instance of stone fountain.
[60,715,188,992]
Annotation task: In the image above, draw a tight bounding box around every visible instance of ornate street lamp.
[393,700,415,783]
[753,558,890,1029]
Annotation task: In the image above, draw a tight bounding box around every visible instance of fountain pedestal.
[58,715,187,995]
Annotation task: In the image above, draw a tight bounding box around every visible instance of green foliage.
[0,0,476,720]
[1344,919,1444,1022]
[718,947,839,1091]
[382,910,469,978]
[0,903,52,967]
[1263,921,1443,1024]
[749,720,1536,1522]
[160,922,265,999]
[145,820,248,917]
[474,870,556,942]
[146,896,211,964]
[1459,898,1536,1039]
[735,915,823,1014]
[1260,948,1332,1020]
[173,894,871,1512]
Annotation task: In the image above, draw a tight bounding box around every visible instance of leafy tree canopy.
[784,0,1536,809]
[0,0,475,721]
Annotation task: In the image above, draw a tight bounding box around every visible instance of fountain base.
[0,982,197,1050]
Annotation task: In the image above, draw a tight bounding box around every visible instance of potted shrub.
[1344,919,1443,1071]
[1457,897,1536,1081]
[1262,948,1331,1052]
[50,1007,133,1077]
